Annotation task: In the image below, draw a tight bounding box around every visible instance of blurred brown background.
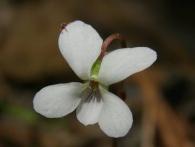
[0,0,194,147]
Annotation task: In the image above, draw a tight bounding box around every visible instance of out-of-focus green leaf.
[5,104,39,124]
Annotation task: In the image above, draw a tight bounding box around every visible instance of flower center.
[81,80,101,102]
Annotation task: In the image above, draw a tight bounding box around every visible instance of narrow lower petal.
[98,87,133,138]
[76,96,103,126]
[98,47,157,85]
[58,20,102,80]
[33,82,83,118]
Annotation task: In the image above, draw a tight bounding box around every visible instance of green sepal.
[90,59,101,80]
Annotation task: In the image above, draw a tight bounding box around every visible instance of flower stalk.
[99,33,127,60]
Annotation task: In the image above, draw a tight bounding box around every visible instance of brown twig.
[132,70,194,147]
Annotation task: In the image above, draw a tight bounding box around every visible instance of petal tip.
[98,88,133,138]
[143,47,157,61]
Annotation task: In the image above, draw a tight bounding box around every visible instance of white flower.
[33,20,157,138]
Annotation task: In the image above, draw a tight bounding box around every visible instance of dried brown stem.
[132,71,194,147]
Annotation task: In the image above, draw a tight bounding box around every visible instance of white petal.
[98,87,133,138]
[58,20,103,80]
[98,47,157,85]
[33,82,83,118]
[76,97,103,126]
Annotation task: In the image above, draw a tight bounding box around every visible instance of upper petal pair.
[59,21,157,85]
